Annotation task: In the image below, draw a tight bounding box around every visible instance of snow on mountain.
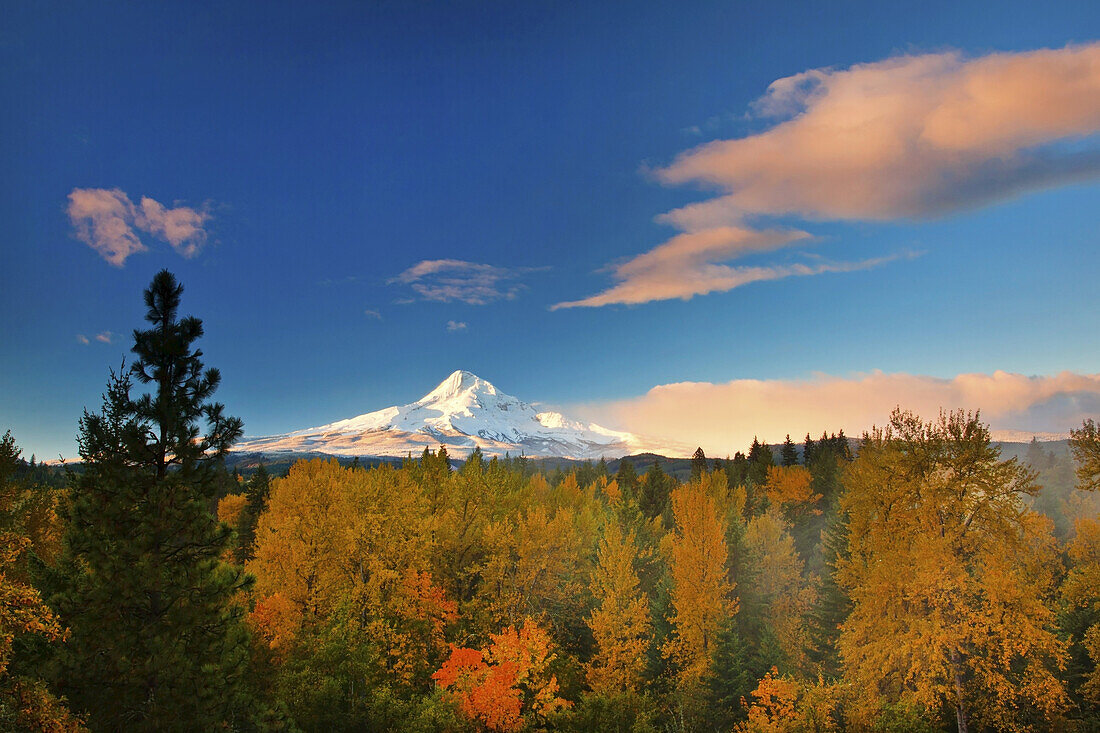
[234,370,688,459]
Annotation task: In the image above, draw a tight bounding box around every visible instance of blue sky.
[2,0,1099,459]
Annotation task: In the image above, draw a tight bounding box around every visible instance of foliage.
[838,409,1069,731]
[433,618,571,731]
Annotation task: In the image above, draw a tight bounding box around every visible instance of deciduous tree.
[839,410,1068,732]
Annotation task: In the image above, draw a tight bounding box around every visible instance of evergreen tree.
[807,499,851,678]
[727,451,748,489]
[803,433,816,466]
[690,447,708,482]
[56,271,254,731]
[780,434,798,467]
[615,458,639,501]
[639,459,673,521]
[235,464,270,565]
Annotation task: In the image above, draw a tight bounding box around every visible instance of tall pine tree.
[57,271,254,730]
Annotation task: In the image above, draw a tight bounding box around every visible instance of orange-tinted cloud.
[585,370,1100,456]
[67,188,210,266]
[559,43,1100,309]
[659,43,1100,222]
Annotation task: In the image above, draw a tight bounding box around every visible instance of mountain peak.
[235,370,691,459]
[420,370,498,404]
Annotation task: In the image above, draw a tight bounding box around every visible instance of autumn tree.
[0,432,83,732]
[762,465,821,524]
[1061,518,1100,719]
[56,271,254,730]
[433,618,570,731]
[246,456,462,724]
[663,472,737,692]
[734,667,840,733]
[743,511,814,674]
[585,519,651,694]
[839,409,1068,732]
[1063,420,1100,720]
[477,502,589,650]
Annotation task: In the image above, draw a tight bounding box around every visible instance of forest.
[2,272,1099,733]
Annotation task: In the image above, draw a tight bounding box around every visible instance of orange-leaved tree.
[433,618,570,731]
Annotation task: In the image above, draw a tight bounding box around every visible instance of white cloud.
[446,320,468,332]
[558,43,1100,309]
[390,259,536,305]
[363,309,382,320]
[582,370,1100,456]
[76,334,90,345]
[67,188,210,266]
[94,331,113,344]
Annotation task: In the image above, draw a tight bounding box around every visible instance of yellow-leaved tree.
[743,510,815,674]
[585,518,651,694]
[247,458,449,686]
[839,410,1068,732]
[762,465,821,524]
[663,471,737,689]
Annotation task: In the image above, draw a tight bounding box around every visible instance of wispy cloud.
[94,331,113,344]
[446,320,468,332]
[363,309,382,320]
[583,370,1100,456]
[67,188,211,266]
[557,43,1100,309]
[76,334,90,345]
[390,259,539,305]
[659,43,1100,223]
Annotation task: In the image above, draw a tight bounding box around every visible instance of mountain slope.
[234,370,688,459]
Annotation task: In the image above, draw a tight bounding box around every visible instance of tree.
[585,519,651,694]
[639,460,673,521]
[838,410,1068,732]
[762,466,821,524]
[690,447,708,482]
[663,473,737,689]
[743,511,814,674]
[235,464,270,564]
[0,432,84,731]
[614,459,639,501]
[780,435,798,467]
[1061,519,1100,717]
[433,619,570,732]
[56,271,254,730]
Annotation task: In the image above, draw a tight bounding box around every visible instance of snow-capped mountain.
[234,370,687,459]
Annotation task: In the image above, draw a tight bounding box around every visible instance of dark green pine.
[56,271,256,731]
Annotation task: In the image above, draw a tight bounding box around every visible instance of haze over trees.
[0,273,1098,731]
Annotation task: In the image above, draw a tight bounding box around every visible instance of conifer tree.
[639,459,672,521]
[56,271,253,730]
[780,435,798,467]
[802,434,815,466]
[690,447,708,482]
[235,464,270,565]
[615,458,639,500]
